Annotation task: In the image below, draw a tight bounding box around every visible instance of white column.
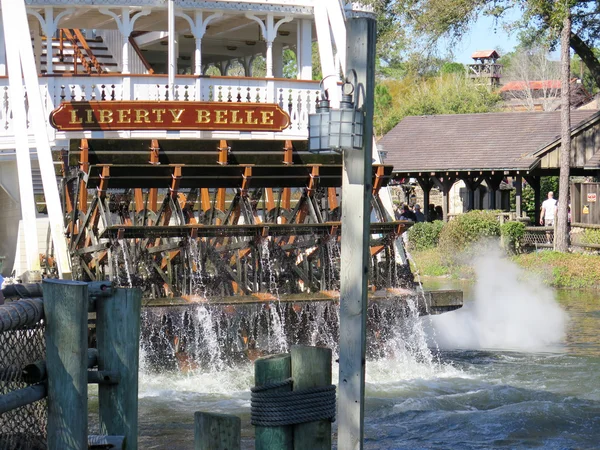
[43,8,55,75]
[1,0,40,273]
[0,11,6,76]
[168,0,176,99]
[265,14,274,78]
[297,19,312,80]
[273,42,283,78]
[33,27,42,73]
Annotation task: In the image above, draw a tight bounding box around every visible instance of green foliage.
[407,221,445,251]
[438,210,502,258]
[373,74,501,137]
[514,251,600,288]
[440,62,466,75]
[581,228,600,245]
[501,221,526,254]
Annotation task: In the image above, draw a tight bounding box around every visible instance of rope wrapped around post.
[250,378,336,427]
[0,298,44,332]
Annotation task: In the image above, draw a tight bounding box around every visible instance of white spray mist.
[429,250,568,351]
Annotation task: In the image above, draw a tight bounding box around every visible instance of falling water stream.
[88,253,600,449]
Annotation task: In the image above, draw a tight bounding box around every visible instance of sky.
[447,12,522,64]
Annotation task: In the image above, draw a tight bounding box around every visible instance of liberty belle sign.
[49,101,291,132]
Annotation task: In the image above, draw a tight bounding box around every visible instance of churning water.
[89,254,600,449]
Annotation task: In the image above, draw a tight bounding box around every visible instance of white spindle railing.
[0,75,322,144]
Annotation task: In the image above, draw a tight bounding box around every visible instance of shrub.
[438,210,501,260]
[407,221,445,251]
[501,221,526,254]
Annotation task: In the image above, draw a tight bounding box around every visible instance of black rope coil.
[251,378,336,427]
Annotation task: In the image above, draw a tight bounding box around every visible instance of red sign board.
[49,101,290,132]
[587,193,597,202]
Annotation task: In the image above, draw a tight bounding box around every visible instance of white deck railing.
[0,75,322,145]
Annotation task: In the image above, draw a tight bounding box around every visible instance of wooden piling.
[254,353,293,450]
[43,279,89,450]
[291,346,332,450]
[194,412,241,450]
[96,287,142,450]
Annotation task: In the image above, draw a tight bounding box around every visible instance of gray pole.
[44,279,89,450]
[96,287,142,450]
[338,6,376,450]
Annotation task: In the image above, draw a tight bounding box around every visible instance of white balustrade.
[0,75,321,144]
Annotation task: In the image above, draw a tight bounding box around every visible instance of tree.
[555,8,571,252]
[393,0,600,91]
[502,46,561,111]
[373,73,501,137]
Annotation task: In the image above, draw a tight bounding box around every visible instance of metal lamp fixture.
[308,71,364,153]
[308,91,331,152]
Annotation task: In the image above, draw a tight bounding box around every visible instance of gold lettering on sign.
[118,109,131,123]
[230,110,243,125]
[214,110,228,124]
[261,111,274,125]
[69,110,82,124]
[152,109,166,123]
[135,109,150,123]
[169,109,185,123]
[196,110,210,124]
[99,110,114,124]
[245,110,258,125]
[86,110,94,123]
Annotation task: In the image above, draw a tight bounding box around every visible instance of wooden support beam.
[97,287,142,450]
[432,175,456,221]
[372,165,385,196]
[254,354,293,450]
[216,140,229,214]
[415,176,433,221]
[79,139,89,212]
[291,346,332,450]
[201,189,211,212]
[148,140,160,212]
[328,188,338,211]
[44,279,89,450]
[515,175,523,217]
[195,412,241,450]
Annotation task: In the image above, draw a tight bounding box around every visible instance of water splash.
[429,252,568,351]
[187,238,206,298]
[260,239,287,353]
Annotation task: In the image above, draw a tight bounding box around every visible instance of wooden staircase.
[36,30,119,74]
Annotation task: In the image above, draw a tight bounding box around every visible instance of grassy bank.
[409,248,600,289]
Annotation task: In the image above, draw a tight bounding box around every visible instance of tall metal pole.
[337,6,376,450]
[168,0,176,99]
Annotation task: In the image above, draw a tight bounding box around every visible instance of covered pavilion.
[378,110,600,223]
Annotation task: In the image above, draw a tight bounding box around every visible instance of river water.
[90,255,600,449]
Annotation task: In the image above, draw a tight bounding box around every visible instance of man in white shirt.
[540,191,558,226]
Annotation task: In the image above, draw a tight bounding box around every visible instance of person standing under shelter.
[414,204,425,222]
[540,191,558,226]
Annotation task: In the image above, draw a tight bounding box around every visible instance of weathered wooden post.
[43,279,89,450]
[194,412,241,450]
[291,346,332,450]
[96,287,142,450]
[338,4,377,450]
[254,353,293,450]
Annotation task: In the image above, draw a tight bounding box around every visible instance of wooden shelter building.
[378,110,600,223]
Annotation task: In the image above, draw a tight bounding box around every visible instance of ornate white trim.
[25,1,313,15]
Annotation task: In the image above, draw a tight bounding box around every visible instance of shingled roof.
[378,110,598,174]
